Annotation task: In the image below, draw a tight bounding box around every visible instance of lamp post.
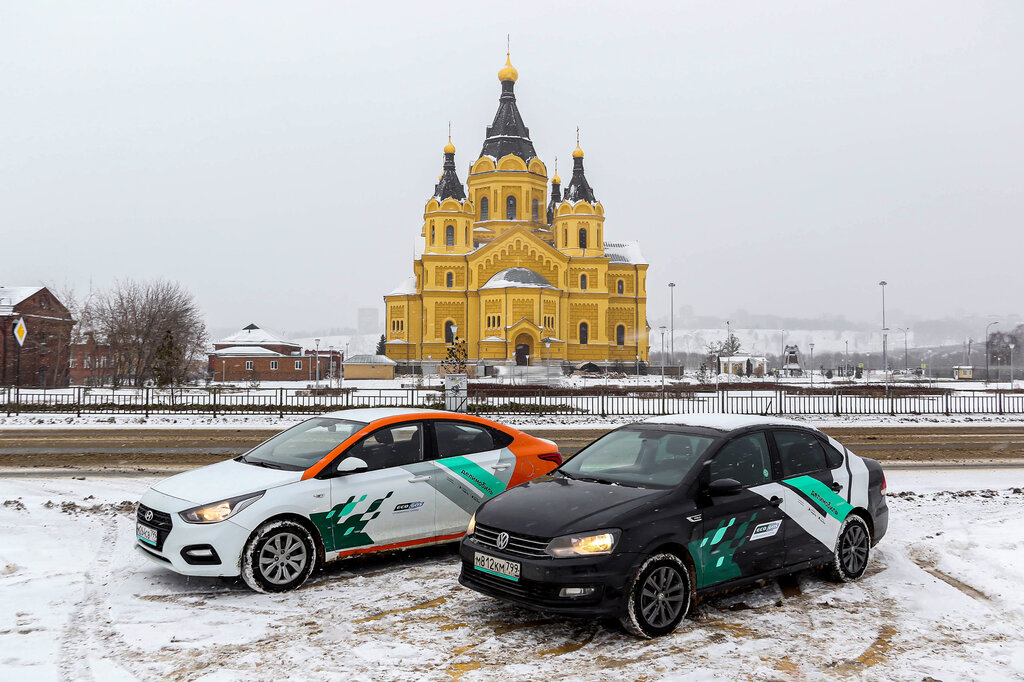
[809,343,815,386]
[222,359,226,384]
[659,326,666,391]
[545,339,551,386]
[780,329,786,375]
[668,282,675,368]
[845,340,849,378]
[985,321,999,384]
[329,345,335,389]
[879,280,888,392]
[314,338,321,390]
[1010,342,1016,390]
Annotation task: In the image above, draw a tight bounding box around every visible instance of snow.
[211,346,285,357]
[603,241,647,265]
[1,469,1023,680]
[388,276,418,296]
[479,268,556,290]
[0,285,44,308]
[216,325,299,348]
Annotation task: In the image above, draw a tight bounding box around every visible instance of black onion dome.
[479,79,538,163]
[433,145,466,201]
[546,175,561,224]
[563,150,596,204]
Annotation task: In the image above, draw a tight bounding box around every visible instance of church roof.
[217,323,300,348]
[388,276,418,296]
[562,152,596,204]
[432,142,466,201]
[605,241,648,265]
[480,267,557,290]
[479,65,537,163]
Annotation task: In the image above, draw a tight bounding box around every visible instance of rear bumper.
[459,536,639,618]
[871,502,889,545]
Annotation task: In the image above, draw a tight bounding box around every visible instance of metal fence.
[2,386,1023,417]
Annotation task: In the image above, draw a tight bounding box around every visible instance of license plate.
[136,522,158,546]
[474,552,520,582]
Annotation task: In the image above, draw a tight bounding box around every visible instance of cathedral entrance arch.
[514,333,533,365]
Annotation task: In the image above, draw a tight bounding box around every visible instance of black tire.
[619,553,692,638]
[824,515,871,582]
[241,520,317,593]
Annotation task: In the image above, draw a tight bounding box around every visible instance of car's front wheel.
[241,520,317,593]
[620,553,693,638]
[825,515,871,582]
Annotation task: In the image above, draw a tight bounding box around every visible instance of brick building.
[0,286,75,388]
[208,324,341,383]
[69,332,115,386]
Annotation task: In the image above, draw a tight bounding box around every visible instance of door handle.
[492,464,511,471]
[408,475,431,483]
[769,496,783,507]
[830,482,843,493]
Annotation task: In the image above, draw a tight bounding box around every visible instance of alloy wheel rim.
[639,566,686,628]
[258,532,308,585]
[840,523,869,574]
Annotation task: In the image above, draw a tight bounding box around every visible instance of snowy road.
[2,470,1023,681]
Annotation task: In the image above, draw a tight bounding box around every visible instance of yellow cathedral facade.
[383,55,650,368]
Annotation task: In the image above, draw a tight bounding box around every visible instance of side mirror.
[336,456,368,474]
[707,478,743,495]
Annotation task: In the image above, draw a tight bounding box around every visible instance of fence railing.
[2,387,1022,417]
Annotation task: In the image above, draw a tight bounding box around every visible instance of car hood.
[477,475,669,538]
[151,458,302,505]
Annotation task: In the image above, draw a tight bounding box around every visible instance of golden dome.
[572,144,584,159]
[444,137,456,154]
[498,53,518,83]
[552,172,561,184]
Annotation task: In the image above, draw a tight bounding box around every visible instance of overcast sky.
[2,1,1021,336]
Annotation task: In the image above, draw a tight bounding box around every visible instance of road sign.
[13,318,27,347]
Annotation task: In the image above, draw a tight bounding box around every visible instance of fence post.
[279,388,284,419]
[944,389,950,416]
[999,390,1004,415]
[144,387,150,418]
[15,387,20,416]
[600,388,607,418]
[76,387,82,418]
[212,389,218,418]
[834,390,840,417]
[778,388,784,416]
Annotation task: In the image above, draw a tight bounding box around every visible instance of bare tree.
[93,279,207,386]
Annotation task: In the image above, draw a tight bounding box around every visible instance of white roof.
[217,324,299,348]
[480,335,506,342]
[480,267,557,291]
[213,346,285,357]
[388,276,418,296]
[0,286,44,312]
[605,241,648,265]
[641,414,813,432]
[344,354,397,365]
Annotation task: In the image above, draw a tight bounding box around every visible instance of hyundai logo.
[143,510,154,522]
[496,532,510,550]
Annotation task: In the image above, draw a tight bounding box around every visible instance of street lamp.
[844,340,849,378]
[545,339,551,386]
[878,281,888,391]
[668,282,676,367]
[985,321,999,384]
[780,329,786,374]
[659,326,667,391]
[809,343,815,386]
[313,338,321,390]
[329,345,335,389]
[1010,342,1016,390]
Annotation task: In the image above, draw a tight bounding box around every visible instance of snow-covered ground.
[2,470,1023,680]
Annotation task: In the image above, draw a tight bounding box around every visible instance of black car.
[459,415,888,638]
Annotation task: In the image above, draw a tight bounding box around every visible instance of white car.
[135,408,561,592]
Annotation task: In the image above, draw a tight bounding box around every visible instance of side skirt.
[694,557,826,598]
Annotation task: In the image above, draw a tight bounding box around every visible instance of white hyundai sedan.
[135,408,561,592]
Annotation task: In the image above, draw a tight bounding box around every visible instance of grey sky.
[3,1,1021,336]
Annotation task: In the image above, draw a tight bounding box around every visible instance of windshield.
[240,418,365,471]
[559,428,716,488]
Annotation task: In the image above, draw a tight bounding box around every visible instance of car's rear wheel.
[620,553,692,638]
[241,520,317,593]
[825,515,871,582]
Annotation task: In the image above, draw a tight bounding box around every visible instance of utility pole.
[985,321,999,384]
[668,282,676,369]
[879,281,888,392]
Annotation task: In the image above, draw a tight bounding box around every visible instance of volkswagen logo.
[143,510,154,522]
[496,532,510,550]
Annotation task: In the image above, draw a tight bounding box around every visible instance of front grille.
[474,524,550,559]
[461,561,561,601]
[137,504,173,551]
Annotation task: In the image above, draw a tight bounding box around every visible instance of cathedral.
[383,54,649,369]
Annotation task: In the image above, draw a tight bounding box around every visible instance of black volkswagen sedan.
[459,415,888,638]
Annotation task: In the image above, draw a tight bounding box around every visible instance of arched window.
[480,196,489,221]
[446,225,454,246]
[445,321,456,343]
[464,226,468,243]
[580,274,587,290]
[446,272,454,288]
[616,325,626,346]
[531,199,539,222]
[563,228,567,245]
[617,279,624,295]
[430,226,435,244]
[578,228,587,249]
[506,195,516,220]
[579,322,589,345]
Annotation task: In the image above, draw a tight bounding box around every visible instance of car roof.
[639,413,817,433]
[319,407,482,426]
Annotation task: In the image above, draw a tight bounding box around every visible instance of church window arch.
[506,195,516,220]
[578,228,587,249]
[445,321,456,344]
[616,325,626,346]
[617,279,624,295]
[580,274,587,290]
[446,225,454,246]
[464,226,468,243]
[446,272,454,288]
[531,199,539,222]
[430,226,435,244]
[579,322,589,345]
[480,196,489,221]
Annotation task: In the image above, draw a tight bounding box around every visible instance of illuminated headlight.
[179,492,264,524]
[466,512,477,536]
[545,530,619,557]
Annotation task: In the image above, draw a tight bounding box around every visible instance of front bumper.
[459,535,640,617]
[135,489,251,577]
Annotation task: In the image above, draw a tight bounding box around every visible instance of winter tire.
[825,515,871,583]
[620,553,692,638]
[241,520,317,593]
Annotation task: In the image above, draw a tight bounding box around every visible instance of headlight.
[179,491,265,524]
[466,512,476,536]
[545,530,619,557]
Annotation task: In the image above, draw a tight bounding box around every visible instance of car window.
[435,422,496,458]
[709,432,772,487]
[821,439,845,469]
[775,430,828,477]
[242,418,364,471]
[344,423,423,471]
[560,428,715,488]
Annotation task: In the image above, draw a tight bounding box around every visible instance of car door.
[429,420,518,535]
[770,429,856,566]
[697,431,787,589]
[321,421,437,555]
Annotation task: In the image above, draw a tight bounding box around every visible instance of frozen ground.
[2,470,1023,680]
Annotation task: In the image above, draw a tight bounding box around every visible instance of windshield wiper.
[245,459,286,470]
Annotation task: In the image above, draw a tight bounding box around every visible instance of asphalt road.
[1,425,1023,475]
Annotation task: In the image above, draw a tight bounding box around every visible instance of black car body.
[459,415,888,637]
